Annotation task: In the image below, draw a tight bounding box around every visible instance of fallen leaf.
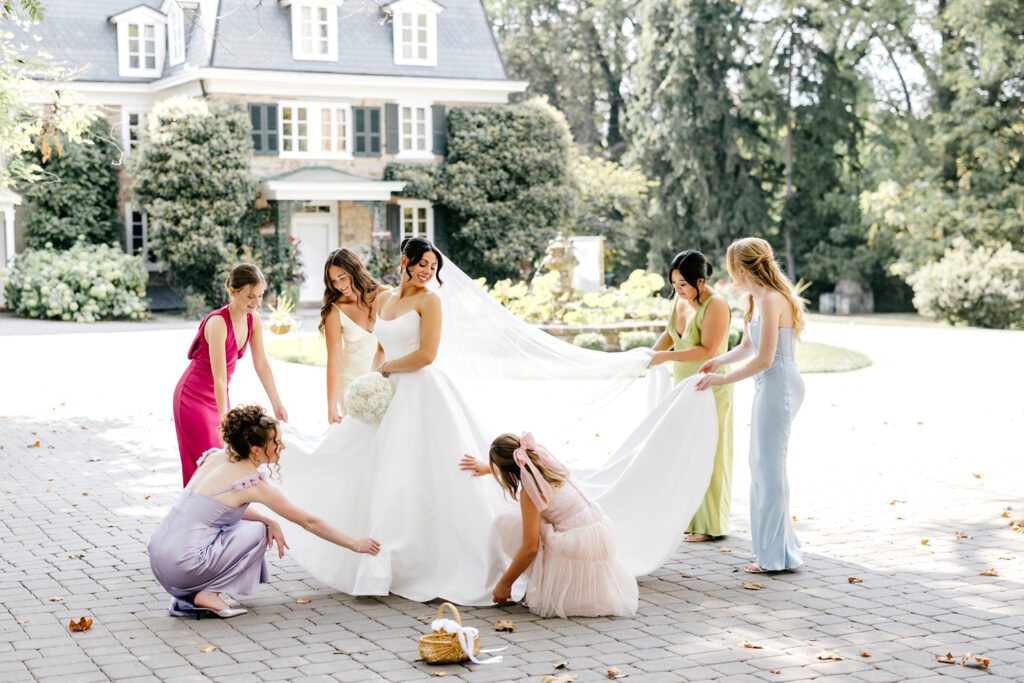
[999,556,1014,560]
[1002,512,1010,518]
[859,651,870,658]
[979,569,999,577]
[955,531,968,539]
[961,654,990,669]
[769,670,781,675]
[921,539,930,546]
[200,646,218,653]
[848,577,863,584]
[720,547,732,553]
[17,619,29,625]
[295,598,311,604]
[494,619,515,632]
[28,441,40,448]
[973,473,981,479]
[144,495,151,500]
[81,492,89,496]
[48,596,64,603]
[791,515,797,521]
[681,573,693,578]
[817,651,842,661]
[416,614,431,621]
[554,661,569,669]
[542,675,577,683]
[68,617,92,632]
[936,652,955,664]
[80,426,88,430]
[430,673,446,678]
[606,668,628,680]
[742,583,765,590]
[743,640,762,649]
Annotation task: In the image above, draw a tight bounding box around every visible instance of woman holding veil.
[279,237,721,605]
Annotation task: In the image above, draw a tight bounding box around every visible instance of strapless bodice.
[749,318,797,364]
[375,311,421,361]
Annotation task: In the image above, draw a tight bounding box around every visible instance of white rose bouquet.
[344,372,395,424]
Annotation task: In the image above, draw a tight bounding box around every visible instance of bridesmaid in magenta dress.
[173,264,288,486]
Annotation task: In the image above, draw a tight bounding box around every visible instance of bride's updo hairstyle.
[319,248,380,335]
[220,405,281,478]
[401,236,444,286]
[668,250,713,305]
[488,433,566,502]
[726,237,805,339]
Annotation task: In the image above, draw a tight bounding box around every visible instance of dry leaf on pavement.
[859,651,870,657]
[817,651,842,661]
[200,646,218,653]
[848,577,863,583]
[936,652,955,663]
[681,573,693,578]
[68,617,92,632]
[720,547,732,553]
[417,614,431,621]
[48,597,64,603]
[769,670,781,675]
[979,569,999,577]
[961,654,990,669]
[743,641,763,649]
[742,583,765,590]
[955,531,968,539]
[921,539,930,546]
[972,473,981,478]
[295,599,311,604]
[494,619,515,632]
[542,675,577,683]
[430,673,446,678]
[606,668,628,680]
[554,661,569,669]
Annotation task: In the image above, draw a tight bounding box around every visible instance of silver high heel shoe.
[168,598,248,619]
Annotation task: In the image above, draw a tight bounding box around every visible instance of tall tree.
[485,0,639,156]
[628,0,768,268]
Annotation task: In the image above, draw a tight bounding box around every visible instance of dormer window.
[109,6,166,78]
[386,0,441,67]
[290,1,338,61]
[165,1,185,66]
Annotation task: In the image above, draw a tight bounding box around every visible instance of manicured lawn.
[268,335,871,374]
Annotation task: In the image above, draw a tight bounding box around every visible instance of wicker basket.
[418,602,480,664]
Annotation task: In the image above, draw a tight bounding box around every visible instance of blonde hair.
[488,433,566,502]
[726,237,805,339]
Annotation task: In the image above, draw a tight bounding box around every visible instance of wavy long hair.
[318,248,380,335]
[726,237,805,339]
[487,433,566,502]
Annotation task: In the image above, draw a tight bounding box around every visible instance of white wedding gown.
[279,259,720,606]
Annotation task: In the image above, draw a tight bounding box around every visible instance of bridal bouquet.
[344,372,394,424]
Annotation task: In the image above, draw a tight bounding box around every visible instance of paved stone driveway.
[1,313,1022,682]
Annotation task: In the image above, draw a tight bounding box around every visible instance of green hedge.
[3,242,149,322]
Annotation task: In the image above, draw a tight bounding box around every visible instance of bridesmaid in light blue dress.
[696,237,805,573]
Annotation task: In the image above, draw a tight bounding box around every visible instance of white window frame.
[124,202,152,265]
[120,109,147,158]
[397,102,432,158]
[166,1,185,66]
[398,199,433,242]
[290,2,338,62]
[279,101,353,159]
[389,0,441,67]
[111,6,166,77]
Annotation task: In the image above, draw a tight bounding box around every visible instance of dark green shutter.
[432,204,449,254]
[386,203,400,244]
[248,103,278,155]
[431,104,446,156]
[354,107,381,157]
[385,103,399,154]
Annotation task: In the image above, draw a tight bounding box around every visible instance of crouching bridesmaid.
[148,405,381,618]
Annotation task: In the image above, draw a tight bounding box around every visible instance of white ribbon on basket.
[431,618,507,664]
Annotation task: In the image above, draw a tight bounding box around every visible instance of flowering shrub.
[619,330,658,350]
[907,238,1024,330]
[572,332,607,351]
[482,269,672,325]
[3,242,149,322]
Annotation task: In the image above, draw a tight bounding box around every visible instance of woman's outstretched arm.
[493,493,542,603]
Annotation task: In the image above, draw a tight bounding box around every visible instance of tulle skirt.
[493,512,638,618]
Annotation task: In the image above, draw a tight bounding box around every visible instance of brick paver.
[1,313,1022,681]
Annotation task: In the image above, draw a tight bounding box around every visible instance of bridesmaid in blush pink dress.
[461,433,638,618]
[173,264,288,486]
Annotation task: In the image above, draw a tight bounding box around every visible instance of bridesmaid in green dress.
[650,251,734,541]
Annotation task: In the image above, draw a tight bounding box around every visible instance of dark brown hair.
[225,263,266,292]
[488,433,565,502]
[318,248,380,335]
[401,236,444,286]
[220,404,280,479]
[669,250,713,305]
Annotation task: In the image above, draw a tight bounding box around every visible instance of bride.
[279,237,720,605]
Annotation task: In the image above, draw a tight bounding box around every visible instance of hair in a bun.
[668,250,712,304]
[220,405,280,478]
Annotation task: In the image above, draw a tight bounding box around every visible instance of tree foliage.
[19,116,122,249]
[628,0,768,270]
[389,98,575,282]
[130,98,256,306]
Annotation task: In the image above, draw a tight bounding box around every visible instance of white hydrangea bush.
[344,372,395,424]
[3,242,149,322]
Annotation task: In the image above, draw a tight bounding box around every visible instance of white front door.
[292,211,335,303]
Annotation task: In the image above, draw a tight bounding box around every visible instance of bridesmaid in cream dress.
[319,249,387,423]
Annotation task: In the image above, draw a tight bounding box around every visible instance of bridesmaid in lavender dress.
[149,405,380,618]
[173,264,288,486]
